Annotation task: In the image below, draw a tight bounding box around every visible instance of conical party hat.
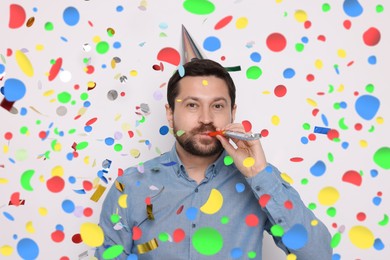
[181,25,204,64]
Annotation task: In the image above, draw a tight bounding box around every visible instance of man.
[95,59,332,259]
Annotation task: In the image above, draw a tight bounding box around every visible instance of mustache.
[191,124,217,134]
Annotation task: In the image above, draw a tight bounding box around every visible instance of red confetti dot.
[51,230,65,243]
[46,176,65,193]
[48,58,63,81]
[4,132,13,140]
[363,27,381,46]
[145,197,151,205]
[152,64,161,71]
[83,207,93,217]
[72,151,79,158]
[342,170,362,186]
[308,133,316,141]
[118,168,124,176]
[377,191,382,197]
[317,35,326,42]
[290,157,304,162]
[176,205,184,215]
[266,33,287,52]
[354,123,362,131]
[10,192,21,206]
[39,131,47,139]
[260,129,269,138]
[332,223,338,229]
[82,180,93,191]
[132,226,142,240]
[128,130,134,138]
[259,194,271,208]
[173,228,186,243]
[312,108,319,116]
[354,91,359,96]
[120,92,126,97]
[317,92,325,96]
[356,212,366,221]
[7,48,13,57]
[220,56,226,61]
[88,21,93,27]
[9,4,26,29]
[327,129,340,140]
[74,84,80,90]
[214,15,233,30]
[306,74,315,82]
[71,233,82,244]
[85,117,98,126]
[274,85,287,98]
[245,214,259,227]
[60,257,70,260]
[284,200,293,210]
[343,20,352,30]
[304,20,312,29]
[241,120,252,132]
[85,65,95,74]
[157,47,180,66]
[347,61,354,66]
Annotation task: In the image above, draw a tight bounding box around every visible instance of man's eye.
[214,104,224,109]
[187,103,197,108]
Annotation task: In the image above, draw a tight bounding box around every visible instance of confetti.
[200,189,223,215]
[80,222,104,247]
[8,4,26,29]
[192,227,223,255]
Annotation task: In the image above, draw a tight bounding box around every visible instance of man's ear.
[231,104,237,123]
[165,104,174,128]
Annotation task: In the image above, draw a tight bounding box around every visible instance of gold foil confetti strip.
[115,180,125,192]
[137,238,159,254]
[146,204,154,220]
[90,184,106,202]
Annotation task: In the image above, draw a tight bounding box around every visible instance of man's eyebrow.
[181,96,228,103]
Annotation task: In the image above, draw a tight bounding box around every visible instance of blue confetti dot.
[374,238,384,250]
[343,0,363,17]
[301,36,309,43]
[20,107,28,115]
[341,142,349,149]
[127,254,138,260]
[178,65,185,77]
[145,140,151,145]
[310,160,326,177]
[370,169,378,178]
[339,101,347,109]
[283,68,295,79]
[3,78,26,102]
[230,248,243,258]
[102,64,107,69]
[186,207,198,221]
[250,52,261,62]
[105,137,115,146]
[159,125,169,135]
[113,41,122,49]
[332,254,341,260]
[62,199,75,213]
[301,136,309,144]
[68,176,76,184]
[203,36,221,52]
[282,224,308,250]
[60,36,68,42]
[355,95,380,120]
[63,6,80,26]
[321,114,329,126]
[116,5,124,12]
[33,7,38,12]
[66,152,74,160]
[135,180,141,186]
[0,64,5,74]
[84,125,92,132]
[83,101,91,107]
[56,224,64,231]
[17,238,39,260]
[3,211,15,221]
[368,55,377,65]
[373,196,382,206]
[235,183,245,193]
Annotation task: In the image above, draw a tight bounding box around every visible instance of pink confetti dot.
[363,27,381,46]
[266,33,287,52]
[245,214,259,227]
[274,85,287,97]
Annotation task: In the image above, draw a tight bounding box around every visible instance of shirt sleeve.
[94,175,133,260]
[246,163,333,260]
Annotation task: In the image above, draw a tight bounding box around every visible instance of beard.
[173,123,223,157]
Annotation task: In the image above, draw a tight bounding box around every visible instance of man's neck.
[175,143,221,183]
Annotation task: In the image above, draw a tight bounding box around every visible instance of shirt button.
[255,186,261,191]
[192,223,196,228]
[194,188,199,193]
[277,219,283,223]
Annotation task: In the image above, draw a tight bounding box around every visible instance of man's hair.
[167,59,236,111]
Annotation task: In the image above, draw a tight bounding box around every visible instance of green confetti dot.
[192,227,223,255]
[301,178,309,185]
[368,125,375,133]
[248,251,257,259]
[76,141,89,150]
[331,232,342,248]
[295,43,304,52]
[20,126,28,135]
[83,58,89,64]
[110,214,120,224]
[102,245,124,259]
[183,0,215,15]
[246,66,262,80]
[36,120,41,125]
[328,84,335,93]
[223,155,234,166]
[328,152,334,162]
[327,207,337,217]
[270,224,284,237]
[68,129,76,134]
[114,144,123,152]
[51,140,59,151]
[57,91,72,103]
[80,92,89,100]
[373,147,390,169]
[376,4,384,13]
[333,102,340,110]
[365,83,374,93]
[96,41,110,54]
[71,100,76,105]
[44,22,54,31]
[302,123,311,130]
[220,216,229,224]
[322,3,331,12]
[21,169,35,191]
[158,232,169,242]
[308,202,316,210]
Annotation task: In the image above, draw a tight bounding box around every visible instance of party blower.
[208,131,261,141]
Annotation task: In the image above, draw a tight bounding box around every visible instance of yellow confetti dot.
[43,89,55,97]
[130,149,141,158]
[39,175,45,183]
[236,17,248,29]
[176,99,182,102]
[84,156,90,165]
[0,178,9,184]
[294,10,307,23]
[87,81,96,90]
[243,157,255,168]
[286,253,297,260]
[53,142,62,152]
[92,35,101,43]
[311,219,318,226]
[306,98,317,107]
[271,115,280,126]
[35,44,44,51]
[202,79,208,86]
[337,49,347,58]
[376,117,384,124]
[262,90,271,95]
[26,221,35,233]
[51,165,64,177]
[118,194,128,208]
[38,207,48,216]
[121,122,131,131]
[359,140,368,148]
[0,245,13,256]
[80,222,104,247]
[318,186,340,206]
[314,59,323,69]
[337,84,344,92]
[3,144,9,153]
[130,70,138,76]
[276,0,283,3]
[114,114,122,121]
[200,189,224,214]
[15,50,34,77]
[281,172,294,184]
[348,225,375,249]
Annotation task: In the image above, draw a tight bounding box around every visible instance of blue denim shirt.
[95,145,332,259]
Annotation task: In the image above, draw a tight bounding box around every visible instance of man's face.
[166,76,236,157]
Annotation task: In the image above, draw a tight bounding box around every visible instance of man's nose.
[198,107,212,124]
